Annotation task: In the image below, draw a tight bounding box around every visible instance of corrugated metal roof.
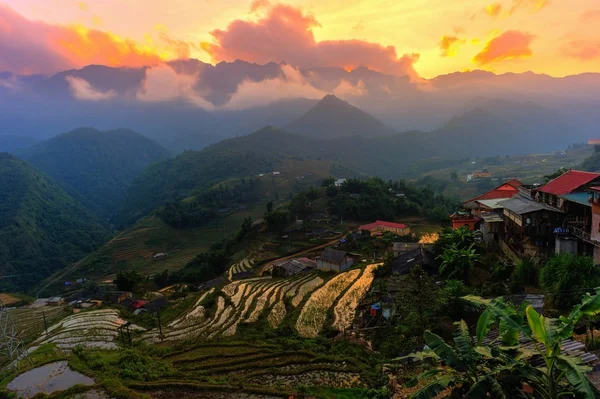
[500,196,563,215]
[481,213,503,223]
[559,192,592,207]
[477,199,507,209]
[538,170,600,196]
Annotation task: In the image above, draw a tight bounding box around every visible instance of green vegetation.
[21,128,170,220]
[539,253,600,311]
[581,145,600,172]
[327,178,458,224]
[408,292,600,398]
[0,153,110,291]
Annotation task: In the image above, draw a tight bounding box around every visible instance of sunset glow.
[1,0,599,78]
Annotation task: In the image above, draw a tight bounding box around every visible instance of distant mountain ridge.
[2,61,599,154]
[21,128,171,220]
[286,95,396,139]
[0,153,110,291]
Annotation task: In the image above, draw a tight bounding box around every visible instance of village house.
[272,257,316,277]
[467,171,492,182]
[451,179,523,231]
[359,220,410,236]
[47,297,64,306]
[334,178,346,187]
[316,248,361,272]
[499,186,564,260]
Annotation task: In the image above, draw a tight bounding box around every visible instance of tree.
[403,321,517,398]
[266,200,273,213]
[115,271,143,292]
[544,168,568,183]
[539,253,600,310]
[463,293,600,399]
[409,291,600,398]
[450,171,458,181]
[438,243,479,280]
[395,265,440,338]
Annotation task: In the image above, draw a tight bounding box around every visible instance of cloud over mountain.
[473,30,536,65]
[201,4,420,79]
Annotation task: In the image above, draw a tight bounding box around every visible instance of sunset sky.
[1,0,598,78]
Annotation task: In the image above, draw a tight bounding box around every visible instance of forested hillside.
[581,146,600,172]
[0,153,110,291]
[21,128,170,220]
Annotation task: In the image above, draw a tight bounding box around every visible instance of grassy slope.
[51,159,342,283]
[421,146,593,200]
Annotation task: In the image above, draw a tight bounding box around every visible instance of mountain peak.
[286,94,395,139]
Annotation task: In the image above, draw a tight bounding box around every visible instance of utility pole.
[0,297,31,370]
[42,311,48,335]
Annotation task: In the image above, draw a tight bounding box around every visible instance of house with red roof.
[463,179,523,210]
[359,220,410,236]
[535,170,600,208]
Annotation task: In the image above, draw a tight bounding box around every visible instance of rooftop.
[464,179,522,204]
[359,220,407,231]
[500,196,563,215]
[317,248,351,265]
[481,213,504,223]
[274,257,316,274]
[537,170,600,196]
[559,192,592,207]
[476,199,507,209]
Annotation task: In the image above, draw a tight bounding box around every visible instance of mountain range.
[20,128,171,220]
[1,60,599,154]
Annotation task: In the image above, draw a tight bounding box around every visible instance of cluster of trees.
[157,179,264,229]
[325,178,458,223]
[153,240,232,287]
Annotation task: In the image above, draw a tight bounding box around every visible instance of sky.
[1,0,599,78]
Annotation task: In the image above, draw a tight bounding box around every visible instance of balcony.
[571,226,600,247]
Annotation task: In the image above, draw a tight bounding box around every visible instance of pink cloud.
[0,3,162,74]
[202,4,419,79]
[473,30,536,65]
[563,40,600,61]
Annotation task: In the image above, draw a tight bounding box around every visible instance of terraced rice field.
[30,309,144,351]
[140,273,324,343]
[332,263,379,332]
[129,342,364,396]
[8,306,70,342]
[296,269,362,338]
[141,265,379,344]
[228,257,256,279]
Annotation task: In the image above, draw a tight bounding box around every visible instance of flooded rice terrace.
[7,361,95,398]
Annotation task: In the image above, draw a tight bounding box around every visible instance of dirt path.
[257,235,344,275]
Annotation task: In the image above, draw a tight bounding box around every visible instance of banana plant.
[463,291,600,399]
[400,320,523,398]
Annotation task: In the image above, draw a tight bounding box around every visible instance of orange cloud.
[563,40,600,61]
[485,3,502,17]
[440,36,463,57]
[202,4,419,79]
[473,30,536,65]
[0,3,162,74]
[509,0,548,14]
[581,10,600,23]
[250,0,271,13]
